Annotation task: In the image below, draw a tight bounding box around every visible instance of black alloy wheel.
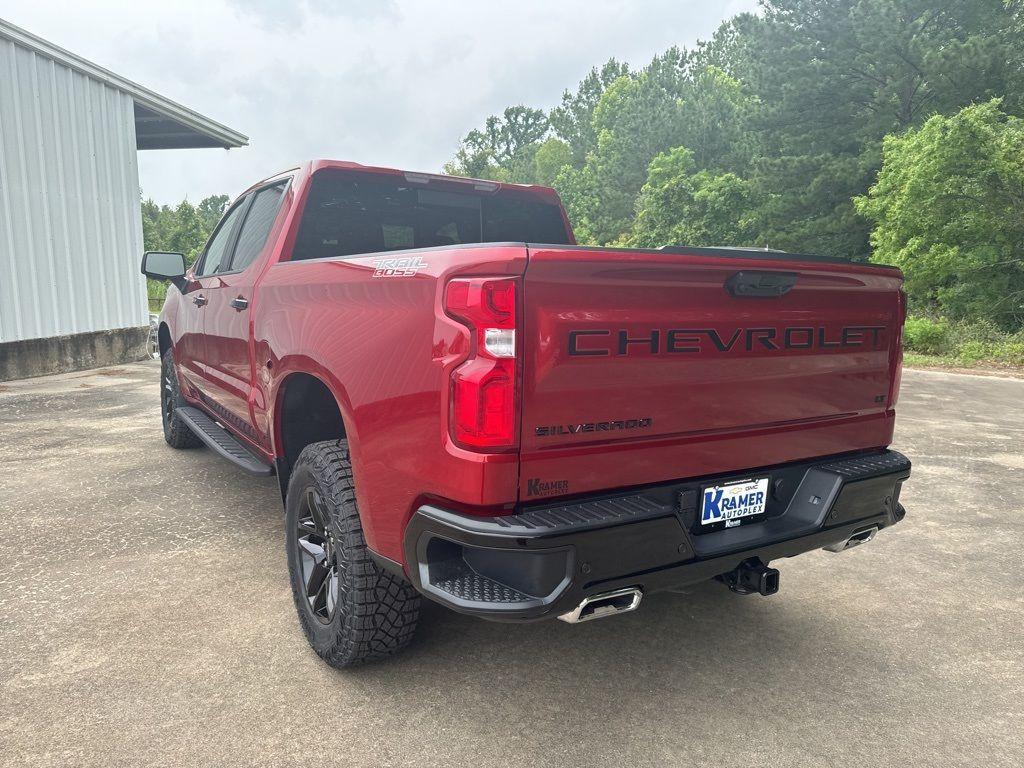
[284,439,420,666]
[160,350,202,448]
[161,365,175,424]
[295,488,340,624]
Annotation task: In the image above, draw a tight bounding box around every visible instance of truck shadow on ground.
[342,570,910,732]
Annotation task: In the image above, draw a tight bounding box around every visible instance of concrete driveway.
[1,363,1021,767]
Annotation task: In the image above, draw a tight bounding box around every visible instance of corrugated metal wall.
[0,36,148,344]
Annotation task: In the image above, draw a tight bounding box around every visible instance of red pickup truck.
[143,159,911,667]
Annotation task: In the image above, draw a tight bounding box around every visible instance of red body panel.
[254,245,526,561]
[199,181,298,445]
[159,160,906,570]
[173,274,208,393]
[518,246,904,499]
[199,271,260,429]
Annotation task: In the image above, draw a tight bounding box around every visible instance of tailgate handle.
[725,271,797,298]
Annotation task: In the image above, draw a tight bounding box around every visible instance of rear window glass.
[291,170,570,261]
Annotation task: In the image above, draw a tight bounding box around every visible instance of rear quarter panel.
[254,245,527,562]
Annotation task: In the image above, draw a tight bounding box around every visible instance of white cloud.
[3,0,757,203]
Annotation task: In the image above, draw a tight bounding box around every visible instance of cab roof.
[244,159,561,204]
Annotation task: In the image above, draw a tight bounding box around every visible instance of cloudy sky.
[4,0,757,204]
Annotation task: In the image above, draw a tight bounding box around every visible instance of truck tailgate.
[519,246,904,499]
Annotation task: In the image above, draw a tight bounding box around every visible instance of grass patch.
[903,316,1024,371]
[904,351,1024,373]
[147,279,167,315]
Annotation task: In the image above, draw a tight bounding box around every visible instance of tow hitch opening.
[718,558,780,596]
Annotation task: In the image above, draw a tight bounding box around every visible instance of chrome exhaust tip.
[824,525,879,553]
[557,587,643,624]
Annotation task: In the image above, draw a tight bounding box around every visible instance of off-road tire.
[161,350,202,449]
[285,439,420,667]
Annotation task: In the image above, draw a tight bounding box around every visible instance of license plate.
[700,477,769,527]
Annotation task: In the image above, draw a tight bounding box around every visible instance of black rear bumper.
[402,449,911,621]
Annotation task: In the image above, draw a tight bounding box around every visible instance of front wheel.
[160,350,202,449]
[285,440,421,667]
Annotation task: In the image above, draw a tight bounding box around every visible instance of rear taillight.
[444,277,519,450]
[890,289,907,407]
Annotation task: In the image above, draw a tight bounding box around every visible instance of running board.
[175,406,274,476]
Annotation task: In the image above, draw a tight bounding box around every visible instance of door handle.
[725,271,797,298]
[193,294,208,307]
[231,296,249,311]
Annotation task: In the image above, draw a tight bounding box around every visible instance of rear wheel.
[160,350,202,449]
[285,440,420,667]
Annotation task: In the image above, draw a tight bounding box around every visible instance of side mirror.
[141,251,187,291]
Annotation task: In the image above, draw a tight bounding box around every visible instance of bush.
[147,280,167,313]
[902,316,949,355]
[903,315,1024,367]
[956,340,991,362]
[994,342,1024,366]
[856,102,1024,330]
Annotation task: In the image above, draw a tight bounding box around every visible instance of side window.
[228,183,287,272]
[196,200,247,277]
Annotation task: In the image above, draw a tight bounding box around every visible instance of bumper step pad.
[435,572,529,604]
[818,451,912,480]
[477,494,669,535]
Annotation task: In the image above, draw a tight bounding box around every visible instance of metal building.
[0,18,247,380]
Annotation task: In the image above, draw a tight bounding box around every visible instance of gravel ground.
[0,362,1021,767]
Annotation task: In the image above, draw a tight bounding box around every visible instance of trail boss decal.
[535,417,653,438]
[372,255,427,277]
[567,326,886,356]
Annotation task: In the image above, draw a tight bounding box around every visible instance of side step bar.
[174,406,274,476]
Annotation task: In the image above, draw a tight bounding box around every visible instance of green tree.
[747,0,1023,258]
[554,51,757,245]
[548,59,630,167]
[629,146,757,248]
[142,194,228,263]
[442,0,1024,328]
[530,137,573,187]
[167,201,207,265]
[557,49,688,244]
[855,100,1024,327]
[197,194,229,235]
[675,65,756,174]
[142,193,230,309]
[445,106,549,180]
[681,12,763,80]
[141,198,170,254]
